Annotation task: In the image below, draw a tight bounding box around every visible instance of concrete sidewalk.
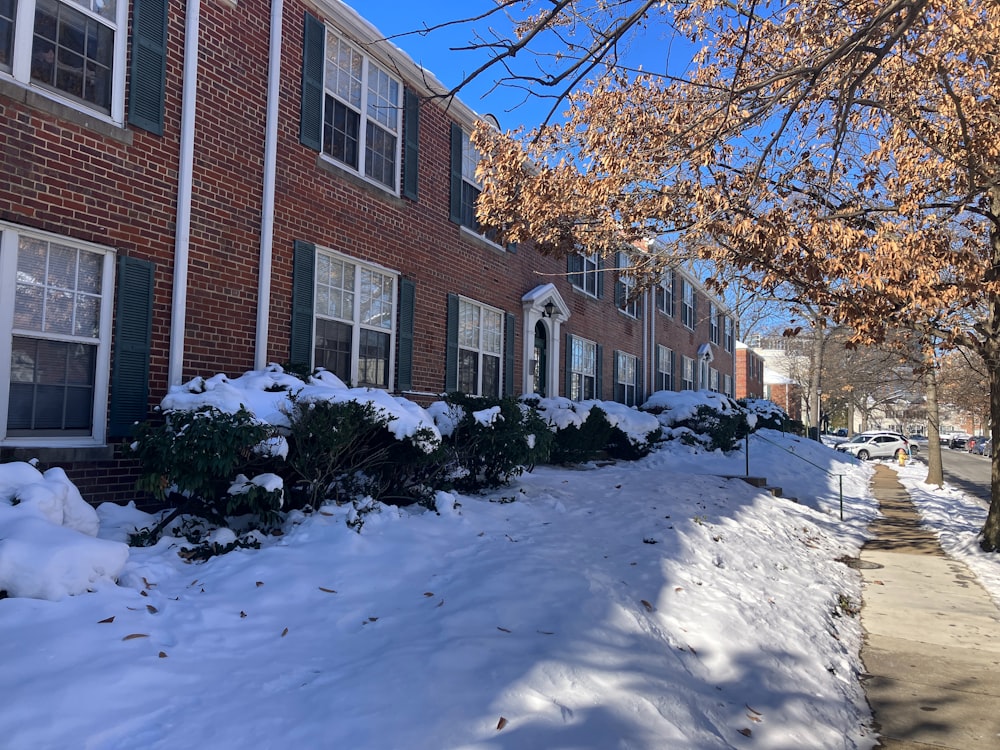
[860,464,1000,749]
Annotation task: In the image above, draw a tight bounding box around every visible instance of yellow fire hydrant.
[897,449,907,466]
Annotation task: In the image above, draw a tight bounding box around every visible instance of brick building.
[0,0,735,505]
[735,342,765,400]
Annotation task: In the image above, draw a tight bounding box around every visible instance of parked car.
[976,438,992,456]
[948,434,971,449]
[968,436,988,454]
[835,432,911,461]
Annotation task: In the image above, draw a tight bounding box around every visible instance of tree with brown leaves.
[454,1,1000,548]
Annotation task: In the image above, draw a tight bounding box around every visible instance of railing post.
[839,474,844,521]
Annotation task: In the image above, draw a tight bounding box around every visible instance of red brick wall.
[736,348,764,399]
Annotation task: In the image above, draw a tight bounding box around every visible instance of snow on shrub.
[642,390,751,452]
[525,396,661,462]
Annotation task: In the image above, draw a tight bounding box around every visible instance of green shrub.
[548,406,613,464]
[674,403,752,451]
[606,423,661,461]
[285,395,444,508]
[737,397,790,431]
[437,393,553,491]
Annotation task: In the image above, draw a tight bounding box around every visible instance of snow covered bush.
[429,394,553,491]
[524,397,662,463]
[738,397,790,432]
[285,394,444,508]
[642,390,751,452]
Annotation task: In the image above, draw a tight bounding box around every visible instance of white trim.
[521,284,570,397]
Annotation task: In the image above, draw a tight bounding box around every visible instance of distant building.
[735,342,765,399]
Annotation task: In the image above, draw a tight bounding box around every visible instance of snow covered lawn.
[1,432,882,749]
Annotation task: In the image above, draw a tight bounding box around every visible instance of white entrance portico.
[521,284,571,397]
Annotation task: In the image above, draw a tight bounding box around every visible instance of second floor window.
[3,0,126,119]
[616,252,639,318]
[709,304,720,344]
[569,251,601,297]
[724,316,734,352]
[656,269,674,316]
[681,279,695,329]
[323,31,402,190]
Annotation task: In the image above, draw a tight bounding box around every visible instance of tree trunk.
[981,188,1000,551]
[923,346,943,487]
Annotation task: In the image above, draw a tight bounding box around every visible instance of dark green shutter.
[396,278,415,391]
[670,349,676,390]
[504,313,515,396]
[403,89,420,200]
[445,293,459,392]
[567,254,583,288]
[290,240,315,369]
[564,333,573,397]
[108,255,154,437]
[506,241,518,254]
[612,350,620,403]
[595,344,603,399]
[615,278,625,309]
[637,357,644,405]
[449,123,463,225]
[671,271,678,317]
[299,12,325,151]
[127,0,168,135]
[597,257,605,298]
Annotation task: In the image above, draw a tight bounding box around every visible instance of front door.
[533,321,547,397]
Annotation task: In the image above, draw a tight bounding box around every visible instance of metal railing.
[746,431,846,520]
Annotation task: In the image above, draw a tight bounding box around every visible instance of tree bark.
[981,188,1000,551]
[923,346,944,487]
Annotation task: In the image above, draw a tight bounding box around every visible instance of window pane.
[359,269,393,329]
[458,349,478,394]
[32,0,113,111]
[458,300,479,348]
[323,96,360,169]
[482,354,500,398]
[0,0,14,70]
[482,309,502,355]
[357,329,389,388]
[364,122,396,188]
[7,336,96,433]
[314,318,352,384]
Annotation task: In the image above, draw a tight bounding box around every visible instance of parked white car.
[835,432,911,461]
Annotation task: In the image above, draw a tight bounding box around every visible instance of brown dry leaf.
[318,587,337,594]
[745,704,762,716]
[122,633,149,641]
[98,616,115,624]
[256,581,264,587]
[436,600,444,608]
[737,728,752,737]
[240,611,247,618]
[146,605,158,614]
[139,590,148,597]
[423,592,434,597]
[142,576,156,589]
[281,627,289,637]
[497,626,512,633]
[496,717,508,731]
[158,651,168,658]
[537,630,554,635]
[640,599,654,612]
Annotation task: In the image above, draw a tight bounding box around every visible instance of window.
[724,316,734,352]
[569,251,600,297]
[656,269,674,316]
[1,225,115,442]
[655,344,674,392]
[615,350,638,406]
[456,298,503,397]
[616,251,639,318]
[313,248,396,388]
[681,279,695,329]
[681,355,695,390]
[4,0,126,118]
[450,126,501,243]
[709,303,720,344]
[569,335,597,401]
[723,373,733,397]
[709,367,719,392]
[322,30,402,190]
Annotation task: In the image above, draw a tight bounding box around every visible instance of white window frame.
[457,128,504,247]
[617,251,639,318]
[681,279,695,330]
[724,373,733,397]
[657,269,674,316]
[0,223,115,446]
[4,0,128,124]
[709,367,719,392]
[569,335,597,401]
[656,344,673,392]
[321,29,403,193]
[709,303,720,344]
[573,250,600,297]
[313,247,397,389]
[615,350,638,406]
[457,296,504,398]
[724,316,734,352]
[681,355,695,390]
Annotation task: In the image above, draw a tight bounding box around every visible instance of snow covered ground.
[1,412,996,749]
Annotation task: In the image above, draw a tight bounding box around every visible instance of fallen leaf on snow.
[496,717,508,731]
[640,600,655,612]
[256,581,264,587]
[281,627,288,637]
[497,626,512,633]
[122,633,149,641]
[146,605,158,614]
[318,587,337,593]
[737,728,752,737]
[158,651,168,658]
[98,616,115,624]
